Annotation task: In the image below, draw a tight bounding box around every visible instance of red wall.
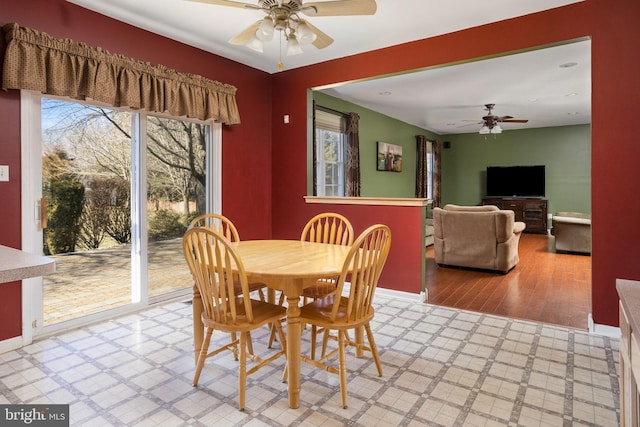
[1,0,639,340]
[271,1,640,327]
[0,0,273,339]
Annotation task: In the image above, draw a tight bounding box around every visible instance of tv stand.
[482,197,548,234]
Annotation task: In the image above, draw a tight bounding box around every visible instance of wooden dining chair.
[268,212,354,351]
[188,213,272,355]
[301,213,355,356]
[183,227,287,411]
[298,224,391,409]
[188,213,267,302]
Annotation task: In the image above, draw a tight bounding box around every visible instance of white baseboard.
[0,336,23,354]
[588,313,621,338]
[374,286,424,303]
[340,283,423,303]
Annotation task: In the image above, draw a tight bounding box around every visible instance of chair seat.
[300,295,375,329]
[238,281,268,298]
[202,298,286,332]
[301,279,338,299]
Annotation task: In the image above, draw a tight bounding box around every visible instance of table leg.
[285,292,302,409]
[192,283,204,364]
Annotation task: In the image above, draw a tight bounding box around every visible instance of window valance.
[2,23,241,125]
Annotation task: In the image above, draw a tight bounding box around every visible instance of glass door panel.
[41,99,132,325]
[146,116,207,299]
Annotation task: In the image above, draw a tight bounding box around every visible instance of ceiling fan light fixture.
[479,124,490,134]
[286,36,303,56]
[256,17,275,41]
[245,36,264,53]
[491,124,503,134]
[296,22,317,44]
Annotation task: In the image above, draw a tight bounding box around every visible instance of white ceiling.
[66,0,590,134]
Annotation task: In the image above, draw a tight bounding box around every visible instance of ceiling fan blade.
[302,20,334,49]
[229,21,261,45]
[184,0,261,9]
[457,122,482,128]
[302,0,377,16]
[501,119,529,123]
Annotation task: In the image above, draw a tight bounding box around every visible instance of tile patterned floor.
[0,295,620,426]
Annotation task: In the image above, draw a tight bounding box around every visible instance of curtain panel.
[433,140,442,208]
[2,23,240,125]
[415,135,441,206]
[415,135,429,198]
[345,112,361,197]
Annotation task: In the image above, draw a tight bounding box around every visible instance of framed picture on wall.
[377,141,403,172]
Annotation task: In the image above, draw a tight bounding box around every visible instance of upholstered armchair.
[433,204,526,273]
[552,212,591,254]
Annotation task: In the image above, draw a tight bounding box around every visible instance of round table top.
[235,240,351,280]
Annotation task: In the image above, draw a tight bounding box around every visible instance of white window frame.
[426,140,434,201]
[315,108,346,197]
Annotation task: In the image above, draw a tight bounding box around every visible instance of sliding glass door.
[21,91,220,337]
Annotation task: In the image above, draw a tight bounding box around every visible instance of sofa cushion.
[443,204,499,212]
[436,210,499,262]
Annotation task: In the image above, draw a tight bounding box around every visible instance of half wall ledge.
[304,196,429,207]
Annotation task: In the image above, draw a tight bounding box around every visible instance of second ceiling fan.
[188,0,377,69]
[478,104,529,134]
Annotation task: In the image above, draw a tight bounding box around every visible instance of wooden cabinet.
[482,197,548,234]
[618,279,640,427]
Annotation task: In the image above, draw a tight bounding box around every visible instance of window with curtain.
[315,108,347,197]
[426,140,434,200]
[416,135,439,204]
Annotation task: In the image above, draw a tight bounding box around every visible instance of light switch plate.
[0,165,9,182]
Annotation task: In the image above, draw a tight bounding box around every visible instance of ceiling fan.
[187,0,377,69]
[475,104,529,134]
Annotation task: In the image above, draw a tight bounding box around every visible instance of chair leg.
[268,292,286,348]
[338,330,349,409]
[310,325,318,360]
[364,323,383,377]
[274,321,288,383]
[193,328,213,386]
[268,323,278,348]
[238,331,247,411]
[321,328,330,358]
[230,332,239,360]
[246,330,254,355]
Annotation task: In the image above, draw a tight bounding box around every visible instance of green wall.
[311,92,591,215]
[441,124,591,215]
[312,92,437,197]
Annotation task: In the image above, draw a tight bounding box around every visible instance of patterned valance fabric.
[2,23,241,125]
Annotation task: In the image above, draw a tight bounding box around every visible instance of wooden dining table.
[191,239,352,409]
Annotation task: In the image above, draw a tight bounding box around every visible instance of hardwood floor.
[425,233,592,330]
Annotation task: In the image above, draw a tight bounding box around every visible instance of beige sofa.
[552,212,591,254]
[433,204,526,273]
[425,218,434,246]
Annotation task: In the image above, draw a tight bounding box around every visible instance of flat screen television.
[486,165,545,198]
